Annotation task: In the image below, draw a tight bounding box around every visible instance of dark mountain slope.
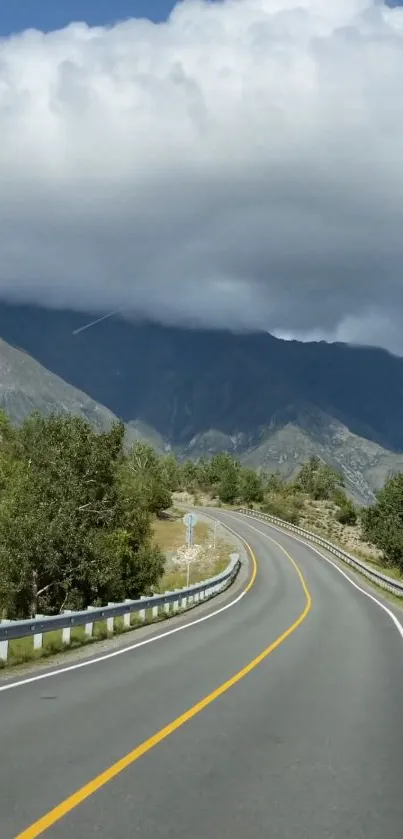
[0,301,402,452]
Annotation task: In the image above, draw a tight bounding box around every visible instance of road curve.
[2,510,403,839]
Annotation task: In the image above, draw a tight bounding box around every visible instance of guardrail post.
[107,604,115,634]
[180,592,187,609]
[173,591,179,613]
[194,590,200,604]
[123,600,133,628]
[139,596,147,622]
[164,594,171,616]
[152,600,159,620]
[62,610,72,646]
[33,615,44,651]
[85,606,96,638]
[0,620,11,662]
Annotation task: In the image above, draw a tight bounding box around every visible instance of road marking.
[230,511,403,639]
[13,536,311,839]
[0,519,255,693]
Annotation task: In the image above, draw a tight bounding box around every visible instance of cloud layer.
[1,0,403,351]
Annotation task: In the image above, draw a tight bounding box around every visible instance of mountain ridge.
[0,301,403,502]
[0,335,142,447]
[0,302,402,452]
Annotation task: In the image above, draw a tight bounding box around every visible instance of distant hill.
[180,407,403,504]
[0,335,155,449]
[1,301,403,501]
[241,409,403,505]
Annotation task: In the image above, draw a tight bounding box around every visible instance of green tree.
[314,464,344,500]
[295,456,320,494]
[204,453,240,502]
[161,454,182,492]
[0,414,126,616]
[194,459,215,494]
[125,442,171,516]
[361,473,403,569]
[218,468,239,504]
[239,468,264,505]
[0,415,166,618]
[265,473,286,494]
[204,453,235,484]
[180,460,200,491]
[333,489,357,526]
[295,457,344,500]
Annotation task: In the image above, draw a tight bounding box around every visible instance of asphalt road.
[2,510,403,839]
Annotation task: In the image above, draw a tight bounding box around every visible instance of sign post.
[183,512,198,547]
[182,512,198,585]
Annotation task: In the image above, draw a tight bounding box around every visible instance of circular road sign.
[183,512,198,528]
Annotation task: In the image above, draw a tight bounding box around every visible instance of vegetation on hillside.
[176,452,356,526]
[178,451,403,576]
[2,406,403,621]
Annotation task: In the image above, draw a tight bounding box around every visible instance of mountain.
[181,406,403,504]
[0,334,151,447]
[1,302,403,450]
[1,301,403,500]
[242,408,403,505]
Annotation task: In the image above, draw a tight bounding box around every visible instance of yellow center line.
[14,532,312,839]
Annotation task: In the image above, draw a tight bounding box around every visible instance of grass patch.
[152,509,234,593]
[152,515,210,553]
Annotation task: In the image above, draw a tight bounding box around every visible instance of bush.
[294,457,344,500]
[333,489,357,526]
[261,498,301,525]
[336,502,357,526]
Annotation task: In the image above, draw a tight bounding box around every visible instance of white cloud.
[1,0,403,350]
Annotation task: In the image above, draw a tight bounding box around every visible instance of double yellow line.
[15,532,311,839]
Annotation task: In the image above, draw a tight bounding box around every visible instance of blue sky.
[0,0,402,36]
[0,0,178,35]
[1,1,402,36]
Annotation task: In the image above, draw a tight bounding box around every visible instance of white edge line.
[0,520,252,693]
[230,512,403,639]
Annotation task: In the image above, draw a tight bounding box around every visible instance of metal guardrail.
[0,553,241,656]
[238,507,403,598]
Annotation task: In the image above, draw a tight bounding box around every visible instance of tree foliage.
[176,452,266,507]
[0,413,167,619]
[174,451,359,531]
[239,468,265,505]
[333,489,357,526]
[295,456,344,500]
[123,442,172,517]
[361,473,403,569]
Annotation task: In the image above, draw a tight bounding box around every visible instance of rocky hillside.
[0,336,146,447]
[241,412,403,505]
[181,410,403,504]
